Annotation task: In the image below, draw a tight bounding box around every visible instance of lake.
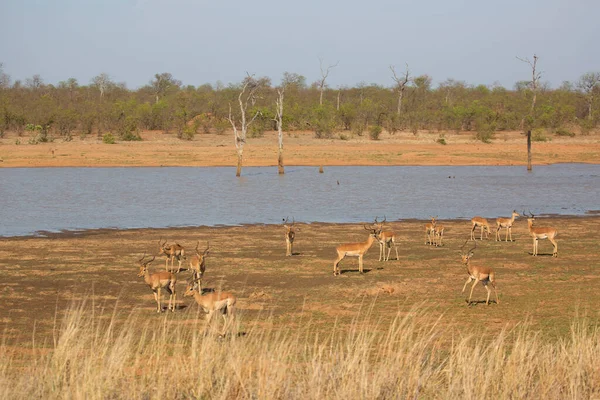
[1,164,598,237]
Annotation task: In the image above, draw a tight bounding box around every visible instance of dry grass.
[1,300,599,399]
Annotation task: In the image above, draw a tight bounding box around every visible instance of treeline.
[0,66,598,143]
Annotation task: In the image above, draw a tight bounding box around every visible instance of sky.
[1,0,599,90]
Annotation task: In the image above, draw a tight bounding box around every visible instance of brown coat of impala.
[184,279,236,337]
[189,241,210,287]
[158,239,186,272]
[460,241,499,305]
[283,217,297,257]
[373,216,399,261]
[470,216,491,241]
[524,211,558,257]
[333,225,380,276]
[425,216,438,245]
[495,210,520,242]
[137,254,177,313]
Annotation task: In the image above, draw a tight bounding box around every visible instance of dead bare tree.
[227,74,264,177]
[91,73,112,98]
[274,86,285,174]
[390,64,410,115]
[318,58,338,106]
[517,54,541,171]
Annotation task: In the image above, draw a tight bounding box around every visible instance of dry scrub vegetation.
[1,217,600,398]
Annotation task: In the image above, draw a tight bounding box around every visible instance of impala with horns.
[137,254,177,313]
[470,216,491,241]
[158,239,186,272]
[189,241,210,284]
[495,210,520,242]
[283,217,298,257]
[459,240,499,306]
[184,278,236,337]
[333,225,380,276]
[373,216,399,261]
[425,216,438,245]
[524,211,558,257]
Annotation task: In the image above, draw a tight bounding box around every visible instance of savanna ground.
[1,130,600,397]
[1,128,600,167]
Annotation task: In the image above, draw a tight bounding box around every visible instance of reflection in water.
[1,164,599,237]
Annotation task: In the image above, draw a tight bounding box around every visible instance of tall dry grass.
[1,300,599,399]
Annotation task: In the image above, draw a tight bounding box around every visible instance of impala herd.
[137,211,558,335]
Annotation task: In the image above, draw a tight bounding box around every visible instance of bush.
[554,128,575,137]
[475,123,495,143]
[102,133,116,144]
[339,133,349,141]
[369,125,382,140]
[531,128,550,142]
[120,131,142,141]
[436,134,447,145]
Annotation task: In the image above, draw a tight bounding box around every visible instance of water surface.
[1,164,598,237]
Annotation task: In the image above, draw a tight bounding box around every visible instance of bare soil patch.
[1,129,599,167]
[1,217,599,345]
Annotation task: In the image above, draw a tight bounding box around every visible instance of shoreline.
[3,214,599,240]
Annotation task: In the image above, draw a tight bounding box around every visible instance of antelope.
[283,217,297,257]
[158,239,186,272]
[470,217,491,241]
[184,279,236,337]
[373,216,399,261]
[425,216,438,245]
[524,211,558,257]
[189,241,210,285]
[137,254,177,313]
[333,225,380,276]
[460,240,499,305]
[495,210,520,242]
[433,223,445,247]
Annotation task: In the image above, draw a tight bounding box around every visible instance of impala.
[433,223,445,247]
[333,225,380,276]
[137,254,177,313]
[373,216,399,261]
[460,240,499,305]
[470,217,491,241]
[524,211,558,257]
[158,239,186,272]
[283,217,297,257]
[184,279,236,337]
[495,210,520,242]
[189,241,210,284]
[425,216,438,245]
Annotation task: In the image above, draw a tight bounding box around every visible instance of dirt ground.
[1,129,600,167]
[1,217,599,346]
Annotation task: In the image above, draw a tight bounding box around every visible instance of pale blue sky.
[1,0,598,89]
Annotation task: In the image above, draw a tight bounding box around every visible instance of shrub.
[531,128,550,142]
[102,133,116,144]
[120,131,142,141]
[339,133,349,141]
[436,134,447,145]
[475,123,495,143]
[554,128,575,137]
[369,125,382,140]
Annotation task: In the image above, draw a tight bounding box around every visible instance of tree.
[517,54,541,120]
[0,63,10,89]
[577,72,600,121]
[390,64,410,115]
[274,86,285,174]
[227,74,266,177]
[91,73,112,98]
[150,73,181,104]
[317,58,338,106]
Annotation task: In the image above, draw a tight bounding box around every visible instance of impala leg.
[468,279,478,304]
[333,253,344,276]
[359,255,363,274]
[394,242,399,261]
[549,237,558,257]
[462,277,472,293]
[155,288,162,312]
[170,282,176,312]
[484,283,491,305]
[471,226,475,241]
[204,311,215,335]
[480,226,484,241]
[495,226,500,241]
[379,242,384,261]
[386,243,392,261]
[507,227,511,242]
[491,281,499,304]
